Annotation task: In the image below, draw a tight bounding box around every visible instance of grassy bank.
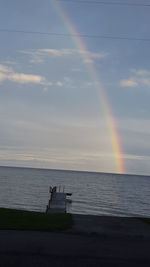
[0,208,72,231]
[140,218,150,225]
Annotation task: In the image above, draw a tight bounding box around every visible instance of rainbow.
[51,0,125,173]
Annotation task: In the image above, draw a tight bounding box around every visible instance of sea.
[0,166,150,217]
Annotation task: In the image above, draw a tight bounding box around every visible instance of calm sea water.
[0,166,149,217]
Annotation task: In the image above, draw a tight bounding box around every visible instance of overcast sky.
[0,0,150,175]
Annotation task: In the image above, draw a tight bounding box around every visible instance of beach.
[0,214,150,266]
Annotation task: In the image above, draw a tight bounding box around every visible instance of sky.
[0,0,150,175]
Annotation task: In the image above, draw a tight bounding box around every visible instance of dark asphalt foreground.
[0,215,150,267]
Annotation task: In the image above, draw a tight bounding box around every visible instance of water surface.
[0,166,149,217]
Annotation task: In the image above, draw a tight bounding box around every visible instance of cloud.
[119,118,150,135]
[20,48,107,64]
[37,48,73,57]
[0,64,49,85]
[140,78,150,86]
[82,81,99,87]
[43,87,48,93]
[0,64,66,88]
[2,60,17,66]
[56,81,63,87]
[120,69,150,87]
[120,79,138,87]
[8,73,46,84]
[132,69,150,76]
[0,64,12,73]
[78,50,107,64]
[0,72,7,82]
[121,154,147,160]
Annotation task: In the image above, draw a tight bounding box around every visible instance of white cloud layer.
[9,73,46,84]
[120,69,150,87]
[0,64,12,73]
[21,48,107,64]
[120,79,138,87]
[0,64,48,85]
[0,64,59,86]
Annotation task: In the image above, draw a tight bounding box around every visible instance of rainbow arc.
[51,0,125,173]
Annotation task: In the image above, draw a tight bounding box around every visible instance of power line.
[0,28,150,41]
[57,0,150,7]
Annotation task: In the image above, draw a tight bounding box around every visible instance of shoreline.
[0,214,150,267]
[0,213,150,266]
[0,207,150,236]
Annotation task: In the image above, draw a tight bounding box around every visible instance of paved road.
[0,229,150,266]
[0,215,150,266]
[70,214,150,237]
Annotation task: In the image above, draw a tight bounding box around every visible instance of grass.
[0,208,72,231]
[139,218,150,225]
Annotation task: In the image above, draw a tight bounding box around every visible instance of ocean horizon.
[1,164,150,178]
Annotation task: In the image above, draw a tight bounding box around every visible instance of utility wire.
[0,28,150,41]
[57,0,150,7]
